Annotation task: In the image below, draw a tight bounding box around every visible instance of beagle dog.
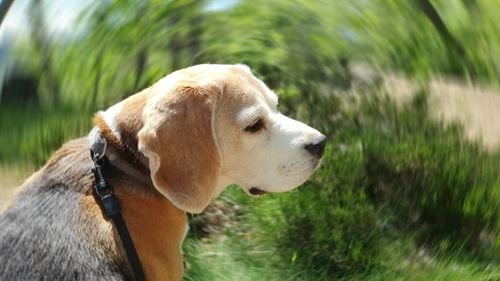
[0,64,326,280]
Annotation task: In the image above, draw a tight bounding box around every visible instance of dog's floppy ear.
[138,84,221,213]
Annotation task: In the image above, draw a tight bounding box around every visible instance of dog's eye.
[244,118,265,133]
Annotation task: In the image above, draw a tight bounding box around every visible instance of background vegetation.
[0,0,499,280]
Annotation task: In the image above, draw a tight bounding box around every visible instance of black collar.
[90,149,146,281]
[89,127,152,186]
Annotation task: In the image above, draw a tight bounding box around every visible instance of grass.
[183,238,290,281]
[182,192,500,281]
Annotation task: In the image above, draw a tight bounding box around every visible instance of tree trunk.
[167,14,182,71]
[414,0,470,75]
[133,48,147,91]
[0,0,15,26]
[415,0,465,56]
[29,0,60,105]
[91,50,103,109]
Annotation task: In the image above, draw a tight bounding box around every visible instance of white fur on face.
[215,71,325,196]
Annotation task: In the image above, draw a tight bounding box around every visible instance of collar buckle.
[91,150,119,216]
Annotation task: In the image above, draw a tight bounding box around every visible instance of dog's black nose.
[304,135,327,157]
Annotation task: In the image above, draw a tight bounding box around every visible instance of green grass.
[183,208,500,281]
[183,238,291,281]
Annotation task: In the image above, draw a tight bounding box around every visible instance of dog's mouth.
[249,187,267,196]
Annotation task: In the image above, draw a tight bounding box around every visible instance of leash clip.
[91,150,121,217]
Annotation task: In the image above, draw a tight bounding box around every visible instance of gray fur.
[0,139,132,280]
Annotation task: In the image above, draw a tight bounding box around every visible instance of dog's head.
[99,64,325,213]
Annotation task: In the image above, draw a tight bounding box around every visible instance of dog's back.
[0,139,130,280]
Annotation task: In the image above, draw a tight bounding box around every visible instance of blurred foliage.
[3,0,497,164]
[1,0,499,280]
[361,93,500,255]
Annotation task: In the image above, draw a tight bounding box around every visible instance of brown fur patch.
[116,187,187,281]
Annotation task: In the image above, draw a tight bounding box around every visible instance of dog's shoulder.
[0,138,129,280]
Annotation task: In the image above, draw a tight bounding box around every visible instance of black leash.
[90,149,146,281]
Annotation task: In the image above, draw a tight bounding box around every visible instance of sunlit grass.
[183,229,500,281]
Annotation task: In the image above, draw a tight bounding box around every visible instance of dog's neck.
[110,186,187,281]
